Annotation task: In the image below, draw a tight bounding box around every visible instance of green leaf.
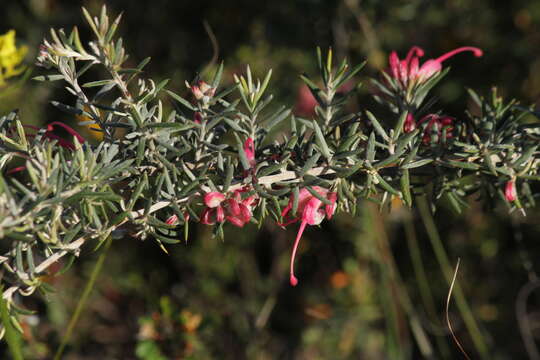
[83,79,115,88]
[365,110,389,141]
[312,120,332,160]
[166,90,196,111]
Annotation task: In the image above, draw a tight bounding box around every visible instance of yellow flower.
[0,30,28,86]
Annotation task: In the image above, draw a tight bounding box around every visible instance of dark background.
[1,0,540,358]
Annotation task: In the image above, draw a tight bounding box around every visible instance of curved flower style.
[388,45,483,88]
[280,187,337,286]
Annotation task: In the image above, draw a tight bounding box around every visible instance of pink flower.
[280,187,337,286]
[187,80,216,102]
[388,46,424,87]
[243,137,255,167]
[200,189,258,227]
[200,192,226,225]
[387,46,483,87]
[505,180,517,202]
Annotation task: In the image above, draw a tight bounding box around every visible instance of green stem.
[367,204,434,359]
[416,196,489,359]
[54,236,112,360]
[404,212,450,357]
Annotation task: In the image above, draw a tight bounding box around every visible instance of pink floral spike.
[417,47,483,81]
[244,137,255,167]
[280,187,337,286]
[505,180,517,202]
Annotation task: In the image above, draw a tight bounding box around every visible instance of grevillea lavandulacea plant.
[0,6,539,339]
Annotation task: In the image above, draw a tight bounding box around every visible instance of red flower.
[280,187,337,286]
[505,180,517,202]
[200,192,226,225]
[200,189,257,227]
[388,46,483,88]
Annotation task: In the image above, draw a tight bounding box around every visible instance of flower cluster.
[387,45,483,89]
[200,189,258,228]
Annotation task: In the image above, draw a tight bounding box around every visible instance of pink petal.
[226,215,245,227]
[239,203,252,223]
[325,192,338,219]
[204,192,226,208]
[200,208,215,225]
[216,205,225,223]
[302,197,324,225]
[389,51,400,80]
[505,180,517,202]
[417,60,441,81]
[226,198,241,217]
[243,137,256,166]
[165,214,178,225]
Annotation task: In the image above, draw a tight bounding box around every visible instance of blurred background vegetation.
[1,0,540,358]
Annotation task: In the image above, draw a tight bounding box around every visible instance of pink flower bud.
[505,180,517,202]
[165,214,178,225]
[243,137,255,167]
[404,113,416,133]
